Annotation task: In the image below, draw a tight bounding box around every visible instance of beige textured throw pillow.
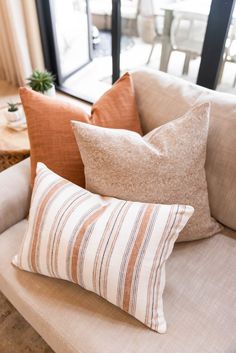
[13,163,194,333]
[72,103,221,242]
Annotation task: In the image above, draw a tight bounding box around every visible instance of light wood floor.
[0,291,54,353]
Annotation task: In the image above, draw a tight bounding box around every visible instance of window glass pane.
[216,3,236,95]
[50,0,112,102]
[119,0,149,73]
[120,0,212,85]
[50,0,91,79]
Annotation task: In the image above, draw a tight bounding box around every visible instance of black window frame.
[197,0,235,89]
[36,0,94,102]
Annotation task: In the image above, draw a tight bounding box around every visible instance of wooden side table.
[0,109,30,172]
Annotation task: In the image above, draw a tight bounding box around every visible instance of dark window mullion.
[197,0,235,89]
[112,0,121,83]
[36,0,122,97]
[35,0,61,86]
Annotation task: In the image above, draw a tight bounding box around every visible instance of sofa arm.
[0,158,31,234]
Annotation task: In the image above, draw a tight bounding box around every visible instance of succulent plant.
[27,70,55,93]
[7,102,18,112]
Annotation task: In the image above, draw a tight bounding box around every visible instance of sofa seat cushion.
[0,221,236,353]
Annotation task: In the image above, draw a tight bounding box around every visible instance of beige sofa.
[0,70,236,353]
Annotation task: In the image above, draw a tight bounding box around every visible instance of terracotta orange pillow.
[20,72,142,186]
[92,72,141,130]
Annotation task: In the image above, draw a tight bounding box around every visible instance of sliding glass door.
[50,0,92,81]
[36,0,236,102]
[37,0,113,101]
[217,12,236,93]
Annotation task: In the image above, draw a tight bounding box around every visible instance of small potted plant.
[5,102,24,123]
[27,70,56,96]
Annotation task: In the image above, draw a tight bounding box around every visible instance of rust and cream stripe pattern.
[13,163,194,333]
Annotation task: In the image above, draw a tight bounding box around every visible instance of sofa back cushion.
[132,69,236,231]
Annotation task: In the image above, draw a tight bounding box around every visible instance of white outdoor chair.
[147,1,208,73]
[169,11,207,74]
[90,0,141,33]
[146,0,187,66]
[220,22,236,87]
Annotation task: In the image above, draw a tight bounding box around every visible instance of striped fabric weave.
[13,163,193,333]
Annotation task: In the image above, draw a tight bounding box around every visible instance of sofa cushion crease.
[0,158,31,234]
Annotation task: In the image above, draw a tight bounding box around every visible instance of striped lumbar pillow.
[13,163,193,333]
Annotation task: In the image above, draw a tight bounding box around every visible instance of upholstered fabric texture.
[1,221,236,353]
[20,72,142,186]
[91,72,142,131]
[0,158,31,235]
[72,103,221,242]
[131,69,236,231]
[13,163,193,333]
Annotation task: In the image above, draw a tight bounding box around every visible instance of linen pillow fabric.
[20,72,142,186]
[13,163,193,333]
[72,103,221,242]
[92,72,141,131]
